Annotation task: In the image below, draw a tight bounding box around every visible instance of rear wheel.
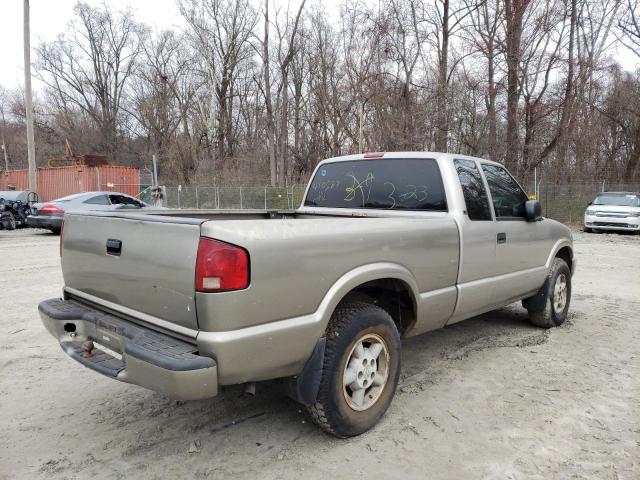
[307,302,401,437]
[1,212,16,230]
[523,258,571,328]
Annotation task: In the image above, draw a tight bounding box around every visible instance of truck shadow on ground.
[81,304,562,457]
[34,303,579,475]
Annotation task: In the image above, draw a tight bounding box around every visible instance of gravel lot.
[1,228,638,479]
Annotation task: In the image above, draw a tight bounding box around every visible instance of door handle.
[497,232,507,244]
[106,238,122,256]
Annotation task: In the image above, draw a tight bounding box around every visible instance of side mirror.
[525,200,542,221]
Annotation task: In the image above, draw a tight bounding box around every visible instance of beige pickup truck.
[39,152,575,437]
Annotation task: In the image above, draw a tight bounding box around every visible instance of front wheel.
[523,258,571,328]
[307,302,401,437]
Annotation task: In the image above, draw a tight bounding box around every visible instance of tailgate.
[61,213,202,331]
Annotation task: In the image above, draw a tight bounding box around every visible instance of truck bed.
[61,209,460,335]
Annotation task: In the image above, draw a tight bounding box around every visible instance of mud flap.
[284,336,326,406]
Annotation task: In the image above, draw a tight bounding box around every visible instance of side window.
[481,164,528,219]
[109,195,142,207]
[454,159,492,221]
[122,196,142,207]
[83,194,109,205]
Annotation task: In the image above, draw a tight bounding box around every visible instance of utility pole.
[358,101,364,154]
[1,106,8,171]
[24,0,37,192]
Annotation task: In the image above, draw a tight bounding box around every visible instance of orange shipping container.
[0,165,140,201]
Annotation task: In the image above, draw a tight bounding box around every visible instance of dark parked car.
[28,192,152,234]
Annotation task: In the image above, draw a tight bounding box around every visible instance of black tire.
[584,227,592,233]
[1,212,16,230]
[49,227,61,235]
[307,302,401,437]
[523,258,571,328]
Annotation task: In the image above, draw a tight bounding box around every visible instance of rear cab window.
[304,158,447,211]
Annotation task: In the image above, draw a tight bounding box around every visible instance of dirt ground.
[0,228,638,479]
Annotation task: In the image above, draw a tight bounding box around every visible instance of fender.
[545,238,575,274]
[196,262,420,386]
[311,262,420,334]
[284,263,419,404]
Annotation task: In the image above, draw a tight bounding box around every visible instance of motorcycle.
[0,191,38,230]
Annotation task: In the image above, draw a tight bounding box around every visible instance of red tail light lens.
[195,238,249,292]
[41,204,64,214]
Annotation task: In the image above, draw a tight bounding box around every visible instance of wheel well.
[556,246,573,271]
[339,279,416,335]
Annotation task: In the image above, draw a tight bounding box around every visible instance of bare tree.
[2,0,635,188]
[619,0,640,56]
[179,0,257,167]
[36,2,142,161]
[133,30,199,182]
[258,0,307,186]
[465,0,504,159]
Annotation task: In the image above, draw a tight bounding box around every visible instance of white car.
[584,192,640,233]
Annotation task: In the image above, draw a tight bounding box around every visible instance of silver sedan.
[27,191,152,234]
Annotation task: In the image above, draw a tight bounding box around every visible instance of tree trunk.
[278,71,289,186]
[486,44,497,159]
[263,0,277,187]
[504,0,528,171]
[435,0,450,152]
[538,0,577,163]
[624,123,640,180]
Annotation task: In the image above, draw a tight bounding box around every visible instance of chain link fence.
[162,185,307,210]
[530,182,640,225]
[156,182,640,226]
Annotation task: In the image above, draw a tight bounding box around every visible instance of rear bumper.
[38,298,218,400]
[27,215,63,230]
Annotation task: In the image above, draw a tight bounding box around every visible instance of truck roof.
[317,151,503,167]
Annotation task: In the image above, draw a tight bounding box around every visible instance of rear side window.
[109,195,142,207]
[83,194,110,205]
[304,158,447,211]
[481,164,528,219]
[55,193,87,202]
[454,159,492,220]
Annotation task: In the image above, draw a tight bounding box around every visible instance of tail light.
[41,204,64,214]
[59,220,64,257]
[195,238,249,292]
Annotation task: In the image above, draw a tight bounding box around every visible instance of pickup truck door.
[447,159,497,323]
[479,163,549,303]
